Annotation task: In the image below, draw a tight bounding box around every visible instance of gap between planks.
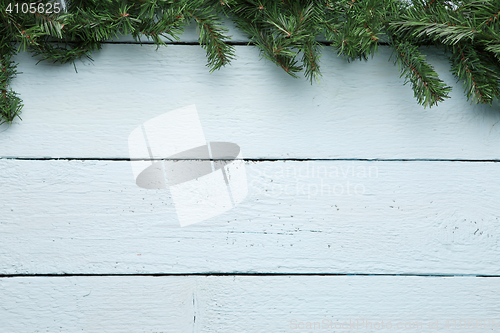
[1,273,499,278]
[1,157,500,162]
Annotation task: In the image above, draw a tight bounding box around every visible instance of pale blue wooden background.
[1,23,500,332]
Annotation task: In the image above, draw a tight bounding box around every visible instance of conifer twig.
[391,41,452,108]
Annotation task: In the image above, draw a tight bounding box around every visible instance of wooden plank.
[4,45,500,159]
[0,276,197,332]
[1,159,499,275]
[196,276,500,332]
[1,276,499,332]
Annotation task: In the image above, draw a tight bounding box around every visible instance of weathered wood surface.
[1,276,499,332]
[2,32,500,333]
[1,159,498,275]
[4,45,500,159]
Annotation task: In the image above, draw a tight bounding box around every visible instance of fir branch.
[485,42,500,60]
[231,0,322,79]
[392,20,477,45]
[391,41,451,108]
[28,41,96,65]
[133,4,184,45]
[477,4,500,30]
[1,0,500,126]
[185,6,235,71]
[32,9,64,38]
[327,0,383,61]
[301,39,322,83]
[331,20,380,61]
[0,51,23,125]
[251,23,302,78]
[450,43,500,104]
[231,1,302,77]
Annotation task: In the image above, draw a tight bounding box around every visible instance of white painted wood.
[1,276,499,332]
[196,276,500,332]
[0,276,197,332]
[3,31,500,328]
[4,45,500,159]
[1,159,499,275]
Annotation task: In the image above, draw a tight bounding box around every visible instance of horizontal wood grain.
[3,20,500,332]
[4,45,500,160]
[1,159,499,275]
[1,275,499,332]
[0,276,197,333]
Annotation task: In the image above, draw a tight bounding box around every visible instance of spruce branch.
[0,51,23,125]
[231,0,322,80]
[477,3,500,30]
[185,6,235,71]
[133,3,185,45]
[392,20,477,45]
[331,20,380,61]
[485,42,500,60]
[231,1,302,77]
[28,41,96,65]
[301,39,322,83]
[252,23,302,78]
[1,0,500,126]
[327,0,384,61]
[32,8,64,38]
[450,43,500,104]
[391,41,452,107]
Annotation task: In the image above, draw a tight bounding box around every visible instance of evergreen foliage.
[1,0,499,125]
